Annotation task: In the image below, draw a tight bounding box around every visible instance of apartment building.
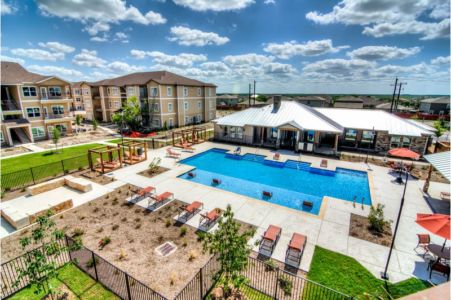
[1,61,74,146]
[89,71,217,128]
[71,81,94,120]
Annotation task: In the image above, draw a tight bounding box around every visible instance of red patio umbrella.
[416,213,450,250]
[388,148,420,160]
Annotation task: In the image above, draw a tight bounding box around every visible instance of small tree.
[14,210,81,299]
[148,157,161,174]
[203,205,255,297]
[92,118,98,131]
[112,96,141,131]
[368,203,389,234]
[51,127,61,153]
[75,115,82,134]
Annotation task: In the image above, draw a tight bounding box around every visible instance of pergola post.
[422,164,433,193]
[118,145,123,168]
[172,131,175,147]
[100,153,104,174]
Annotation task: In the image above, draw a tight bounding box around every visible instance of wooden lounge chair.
[320,159,328,168]
[273,153,280,160]
[166,148,181,159]
[441,192,450,201]
[260,225,281,255]
[148,191,174,207]
[182,144,195,152]
[200,208,221,227]
[286,233,307,265]
[180,201,203,221]
[414,233,430,257]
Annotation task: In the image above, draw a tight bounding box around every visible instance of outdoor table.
[429,244,450,261]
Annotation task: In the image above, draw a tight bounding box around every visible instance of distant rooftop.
[420,96,450,104]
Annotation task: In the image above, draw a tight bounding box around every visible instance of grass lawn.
[8,263,118,300]
[308,246,431,299]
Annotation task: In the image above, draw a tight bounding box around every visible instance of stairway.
[11,127,30,144]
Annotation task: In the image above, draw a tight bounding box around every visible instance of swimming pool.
[178,148,371,215]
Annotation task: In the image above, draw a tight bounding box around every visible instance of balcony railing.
[44,114,74,120]
[1,100,20,111]
[40,92,72,100]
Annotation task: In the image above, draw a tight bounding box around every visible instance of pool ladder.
[352,196,365,209]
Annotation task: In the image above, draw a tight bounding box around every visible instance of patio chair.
[273,152,280,160]
[166,148,181,159]
[414,234,430,257]
[134,186,156,201]
[180,201,203,221]
[429,261,450,280]
[200,208,222,227]
[286,233,307,265]
[148,191,174,207]
[260,225,282,255]
[320,159,328,168]
[234,147,241,155]
[441,192,450,201]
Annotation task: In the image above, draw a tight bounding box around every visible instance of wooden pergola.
[172,127,207,148]
[118,140,148,165]
[88,145,123,173]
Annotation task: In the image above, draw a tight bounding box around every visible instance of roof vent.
[272,95,282,112]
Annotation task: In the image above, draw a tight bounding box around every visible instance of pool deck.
[1,142,449,285]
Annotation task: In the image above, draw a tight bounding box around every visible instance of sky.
[1,0,450,95]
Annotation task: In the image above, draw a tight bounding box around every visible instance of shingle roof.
[420,96,450,104]
[1,61,51,84]
[335,96,364,103]
[89,71,216,87]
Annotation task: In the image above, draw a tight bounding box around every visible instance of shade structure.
[415,213,450,240]
[388,148,420,160]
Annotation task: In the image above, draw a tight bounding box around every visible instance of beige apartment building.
[1,62,74,146]
[89,71,217,128]
[71,81,94,120]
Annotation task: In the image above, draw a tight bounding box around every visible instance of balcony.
[40,93,72,103]
[1,99,22,115]
[70,107,87,116]
[44,113,75,123]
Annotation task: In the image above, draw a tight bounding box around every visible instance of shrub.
[96,227,104,233]
[99,236,111,249]
[71,228,84,238]
[188,250,198,262]
[118,249,128,261]
[368,203,389,234]
[278,275,293,296]
[180,227,187,237]
[165,219,172,227]
[93,207,99,213]
[112,224,119,231]
[86,257,100,269]
[170,272,177,285]
[182,239,188,247]
[196,231,206,242]
[265,259,277,272]
[157,236,164,243]
[134,217,141,222]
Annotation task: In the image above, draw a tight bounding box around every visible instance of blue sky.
[1,0,450,94]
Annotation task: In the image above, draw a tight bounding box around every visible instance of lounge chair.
[303,201,313,208]
[320,159,328,168]
[429,261,450,280]
[200,208,221,227]
[273,152,280,160]
[260,225,281,255]
[414,233,430,257]
[286,233,307,265]
[234,147,241,155]
[182,144,195,152]
[148,191,174,207]
[441,192,450,201]
[262,191,272,198]
[136,186,156,198]
[188,172,196,178]
[180,201,203,221]
[166,148,181,159]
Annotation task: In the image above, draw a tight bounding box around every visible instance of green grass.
[8,263,118,300]
[308,246,431,299]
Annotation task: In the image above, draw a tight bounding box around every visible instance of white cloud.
[10,48,65,61]
[37,0,166,36]
[1,0,16,15]
[431,55,450,65]
[72,49,106,67]
[223,53,274,66]
[305,0,450,40]
[114,32,129,43]
[131,50,207,67]
[0,55,25,64]
[38,42,75,53]
[303,58,376,78]
[106,61,144,73]
[90,35,109,42]
[168,26,230,46]
[263,39,349,59]
[172,0,254,11]
[200,61,230,72]
[264,0,275,4]
[347,46,421,61]
[263,62,297,76]
[27,65,83,78]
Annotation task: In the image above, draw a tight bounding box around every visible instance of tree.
[92,118,98,131]
[112,96,141,131]
[75,115,82,134]
[51,127,61,153]
[255,95,268,102]
[433,119,446,137]
[203,205,255,297]
[368,203,389,234]
[14,210,81,299]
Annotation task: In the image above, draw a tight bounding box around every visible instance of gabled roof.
[1,61,70,85]
[420,96,450,104]
[89,71,216,87]
[214,101,343,133]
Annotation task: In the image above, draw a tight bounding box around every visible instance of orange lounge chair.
[137,186,156,198]
[200,208,221,227]
[166,148,181,158]
[180,201,203,220]
[286,233,307,264]
[260,225,281,254]
[148,191,174,207]
[441,192,450,201]
[273,152,280,160]
[320,159,328,168]
[182,144,195,152]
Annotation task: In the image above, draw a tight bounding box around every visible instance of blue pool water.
[178,149,371,215]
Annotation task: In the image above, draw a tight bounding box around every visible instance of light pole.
[381,168,409,280]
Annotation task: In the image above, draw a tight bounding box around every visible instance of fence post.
[274,267,279,300]
[61,160,65,173]
[125,273,132,300]
[65,235,72,261]
[152,139,155,149]
[199,267,203,299]
[30,167,36,185]
[92,252,99,281]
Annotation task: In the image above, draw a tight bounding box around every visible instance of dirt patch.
[349,213,392,246]
[0,146,31,158]
[76,170,116,185]
[138,167,170,179]
[0,188,29,202]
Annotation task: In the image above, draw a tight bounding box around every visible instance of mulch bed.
[77,170,116,185]
[138,166,170,178]
[349,213,392,246]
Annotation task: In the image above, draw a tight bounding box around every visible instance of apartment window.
[65,86,71,96]
[167,87,172,97]
[52,106,64,115]
[51,124,67,135]
[197,101,202,109]
[127,87,135,95]
[168,103,173,112]
[209,111,214,120]
[183,87,189,97]
[361,130,374,143]
[197,88,201,96]
[402,137,411,148]
[345,129,357,141]
[49,87,62,97]
[230,126,243,139]
[74,89,81,95]
[184,101,189,111]
[22,86,37,97]
[32,127,46,138]
[390,136,401,148]
[185,116,190,124]
[168,118,174,128]
[26,107,41,118]
[108,87,119,96]
[150,87,158,97]
[82,88,89,95]
[76,97,81,102]
[153,103,160,112]
[114,101,120,108]
[196,114,202,123]
[76,105,83,110]
[153,119,160,127]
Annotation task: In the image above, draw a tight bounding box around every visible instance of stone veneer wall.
[375,131,390,152]
[410,135,429,155]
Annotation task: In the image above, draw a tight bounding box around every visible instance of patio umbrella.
[416,213,450,250]
[387,148,420,183]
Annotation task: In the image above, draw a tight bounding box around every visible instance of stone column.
[276,129,281,149]
[422,164,433,193]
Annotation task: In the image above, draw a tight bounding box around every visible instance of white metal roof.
[214,101,343,133]
[424,151,451,182]
[405,119,437,134]
[316,108,432,137]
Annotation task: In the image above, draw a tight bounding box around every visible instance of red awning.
[388,148,420,160]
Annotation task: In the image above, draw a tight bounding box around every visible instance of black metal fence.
[1,154,89,191]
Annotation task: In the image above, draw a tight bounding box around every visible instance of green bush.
[368,204,389,234]
[278,275,293,296]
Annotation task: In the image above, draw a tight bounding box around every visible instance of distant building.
[375,102,415,112]
[216,94,239,107]
[419,97,450,115]
[71,81,94,120]
[334,96,364,109]
[294,96,331,107]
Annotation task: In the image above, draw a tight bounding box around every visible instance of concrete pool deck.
[1,142,449,285]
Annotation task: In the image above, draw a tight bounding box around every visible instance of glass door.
[40,87,48,100]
